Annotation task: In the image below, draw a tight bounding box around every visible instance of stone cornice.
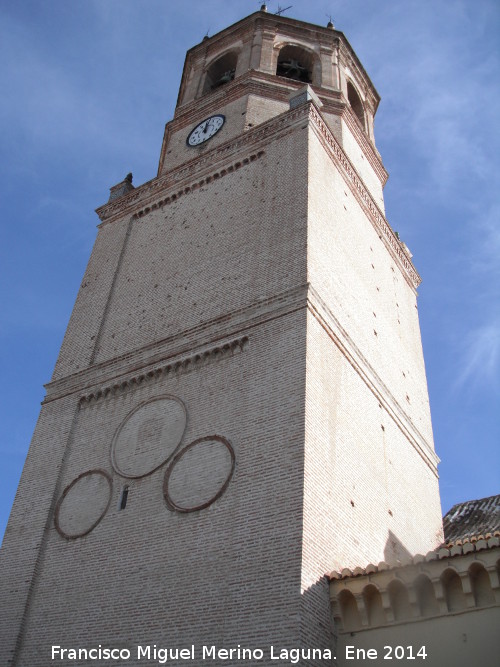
[308,103,421,290]
[43,284,309,404]
[307,285,438,474]
[97,100,419,290]
[173,71,301,129]
[97,98,311,225]
[135,150,265,220]
[97,148,265,227]
[318,94,388,187]
[78,335,249,407]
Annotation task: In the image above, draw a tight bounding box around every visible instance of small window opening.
[119,485,129,510]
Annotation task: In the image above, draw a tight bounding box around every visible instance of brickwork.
[161,95,250,173]
[160,10,386,209]
[308,127,434,446]
[93,126,308,365]
[52,217,131,379]
[0,395,79,665]
[5,311,308,667]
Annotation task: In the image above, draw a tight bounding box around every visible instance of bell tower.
[1,9,443,666]
[158,9,385,212]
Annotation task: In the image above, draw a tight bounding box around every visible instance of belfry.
[1,9,447,666]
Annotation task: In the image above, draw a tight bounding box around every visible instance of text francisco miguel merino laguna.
[51,644,429,662]
[51,644,337,663]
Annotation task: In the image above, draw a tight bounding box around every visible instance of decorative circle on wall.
[55,469,112,539]
[164,435,235,513]
[111,395,187,478]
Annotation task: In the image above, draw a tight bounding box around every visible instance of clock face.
[186,115,225,147]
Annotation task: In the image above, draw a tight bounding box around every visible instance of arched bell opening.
[276,44,317,85]
[203,52,238,94]
[347,81,366,130]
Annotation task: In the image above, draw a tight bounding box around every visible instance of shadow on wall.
[300,575,337,666]
[384,530,413,565]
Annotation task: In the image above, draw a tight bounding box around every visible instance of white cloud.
[454,321,500,392]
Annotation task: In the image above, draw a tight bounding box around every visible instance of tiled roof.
[443,494,500,543]
[328,532,500,581]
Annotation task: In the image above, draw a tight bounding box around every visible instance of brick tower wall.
[1,112,318,665]
[298,115,443,652]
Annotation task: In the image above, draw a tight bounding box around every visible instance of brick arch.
[203,50,240,93]
[275,43,320,85]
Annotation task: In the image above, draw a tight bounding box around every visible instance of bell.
[213,69,235,88]
[278,58,307,79]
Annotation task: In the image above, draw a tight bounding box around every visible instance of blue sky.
[1,0,498,543]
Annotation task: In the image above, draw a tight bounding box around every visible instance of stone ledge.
[78,335,249,407]
[43,283,308,403]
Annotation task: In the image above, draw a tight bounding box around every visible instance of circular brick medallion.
[111,396,187,478]
[55,469,112,539]
[164,435,235,512]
